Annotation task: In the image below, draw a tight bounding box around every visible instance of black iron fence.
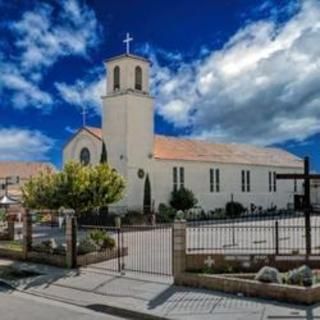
[79,222,173,276]
[186,211,320,255]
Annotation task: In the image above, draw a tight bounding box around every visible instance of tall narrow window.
[246,170,251,192]
[209,169,214,192]
[269,171,272,192]
[273,171,277,192]
[173,167,178,191]
[294,178,298,192]
[180,167,185,189]
[113,66,120,91]
[216,169,220,192]
[241,170,246,192]
[135,66,142,90]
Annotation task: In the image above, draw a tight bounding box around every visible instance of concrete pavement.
[2,259,320,320]
[0,285,126,320]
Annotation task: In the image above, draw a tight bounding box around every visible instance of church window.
[269,171,272,192]
[216,169,220,192]
[135,66,142,90]
[246,170,251,192]
[241,170,246,192]
[80,147,90,166]
[210,169,214,192]
[113,66,120,91]
[180,167,185,189]
[241,170,250,192]
[294,178,298,192]
[273,171,277,192]
[210,169,220,192]
[173,167,178,191]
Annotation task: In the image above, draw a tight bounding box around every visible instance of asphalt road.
[0,285,127,320]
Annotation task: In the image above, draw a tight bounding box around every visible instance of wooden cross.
[276,157,320,255]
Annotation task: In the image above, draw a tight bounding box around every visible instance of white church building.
[63,46,304,213]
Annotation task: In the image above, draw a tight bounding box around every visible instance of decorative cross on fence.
[204,256,215,268]
[276,156,320,255]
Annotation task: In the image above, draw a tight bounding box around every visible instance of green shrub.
[122,211,146,225]
[169,188,198,211]
[0,209,6,223]
[158,203,176,223]
[32,241,52,254]
[53,245,66,255]
[101,236,115,250]
[89,229,115,250]
[225,201,245,218]
[77,239,97,255]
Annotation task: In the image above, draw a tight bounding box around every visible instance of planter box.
[0,232,13,241]
[0,247,24,260]
[175,272,320,305]
[28,251,67,268]
[77,247,128,267]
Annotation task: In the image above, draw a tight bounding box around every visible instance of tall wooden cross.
[276,157,320,255]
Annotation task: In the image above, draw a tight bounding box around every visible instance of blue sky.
[0,0,319,170]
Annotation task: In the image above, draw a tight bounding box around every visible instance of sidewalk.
[1,259,320,320]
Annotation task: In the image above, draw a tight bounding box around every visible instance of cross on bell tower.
[123,32,133,54]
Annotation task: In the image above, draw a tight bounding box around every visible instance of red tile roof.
[82,127,302,168]
[0,162,56,180]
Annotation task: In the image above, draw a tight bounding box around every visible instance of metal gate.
[80,223,173,277]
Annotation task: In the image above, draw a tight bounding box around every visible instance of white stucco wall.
[63,129,102,166]
[152,159,304,212]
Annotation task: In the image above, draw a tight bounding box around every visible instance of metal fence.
[186,211,320,255]
[79,222,173,277]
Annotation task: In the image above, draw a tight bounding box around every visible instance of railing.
[186,212,320,255]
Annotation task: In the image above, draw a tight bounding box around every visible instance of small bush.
[53,245,66,255]
[89,229,115,250]
[170,188,198,211]
[122,211,146,225]
[101,236,116,250]
[32,240,52,254]
[158,203,176,223]
[77,239,97,255]
[225,201,245,218]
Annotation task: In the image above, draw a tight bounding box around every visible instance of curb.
[0,278,171,320]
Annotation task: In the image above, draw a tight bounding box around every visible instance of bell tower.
[102,34,154,211]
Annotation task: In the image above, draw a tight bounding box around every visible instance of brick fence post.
[66,213,77,268]
[22,209,32,260]
[173,219,187,277]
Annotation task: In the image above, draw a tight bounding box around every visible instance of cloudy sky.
[0,0,319,170]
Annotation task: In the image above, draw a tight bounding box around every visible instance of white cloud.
[55,68,105,114]
[148,0,320,146]
[0,0,101,110]
[0,128,54,161]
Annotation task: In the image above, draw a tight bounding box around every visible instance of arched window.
[80,147,90,166]
[135,66,142,91]
[113,66,120,91]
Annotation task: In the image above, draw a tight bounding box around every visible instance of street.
[0,285,127,320]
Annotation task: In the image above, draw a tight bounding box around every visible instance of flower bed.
[175,267,320,305]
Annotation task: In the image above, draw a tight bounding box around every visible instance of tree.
[225,201,245,218]
[22,161,126,215]
[169,188,197,211]
[143,174,151,214]
[100,141,107,164]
